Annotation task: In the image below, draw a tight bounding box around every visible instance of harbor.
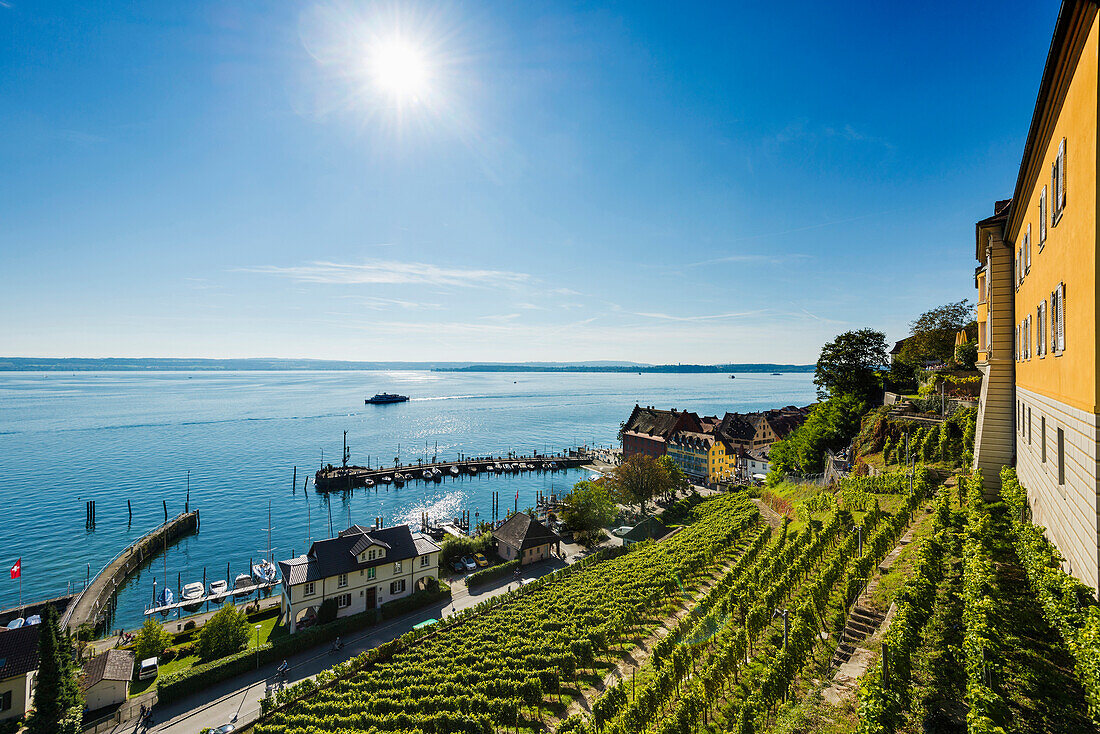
[313,450,590,492]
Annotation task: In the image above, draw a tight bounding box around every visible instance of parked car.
[462,556,477,571]
[451,560,466,573]
[137,657,159,680]
[612,526,634,537]
[473,553,488,567]
[212,725,237,734]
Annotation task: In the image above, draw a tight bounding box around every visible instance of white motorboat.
[6,618,24,630]
[24,615,40,626]
[208,579,229,599]
[181,582,205,612]
[233,573,254,599]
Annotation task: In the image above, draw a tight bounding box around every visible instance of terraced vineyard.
[255,492,760,734]
[857,469,1100,734]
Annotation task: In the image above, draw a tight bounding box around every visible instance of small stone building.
[81,649,133,711]
[493,514,560,565]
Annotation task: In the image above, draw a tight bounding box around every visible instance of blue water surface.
[0,369,816,629]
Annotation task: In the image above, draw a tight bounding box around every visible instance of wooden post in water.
[163,500,168,523]
[186,470,190,513]
[127,499,132,525]
[292,466,297,495]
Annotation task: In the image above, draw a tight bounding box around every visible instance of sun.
[368,37,431,102]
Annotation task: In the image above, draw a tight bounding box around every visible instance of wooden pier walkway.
[314,452,588,492]
[62,511,199,632]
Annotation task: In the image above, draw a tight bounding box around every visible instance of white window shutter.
[1057,283,1065,351]
[1037,305,1042,355]
[1051,290,1058,352]
[1058,138,1066,211]
[1026,227,1031,271]
[1040,187,1047,242]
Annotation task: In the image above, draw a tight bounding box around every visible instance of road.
[115,556,579,734]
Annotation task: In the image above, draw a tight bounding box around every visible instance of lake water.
[0,369,816,629]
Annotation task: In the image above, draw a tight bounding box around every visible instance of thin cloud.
[343,296,444,310]
[684,253,812,268]
[240,260,530,289]
[633,310,765,322]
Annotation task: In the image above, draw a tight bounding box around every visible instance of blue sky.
[0,0,1059,363]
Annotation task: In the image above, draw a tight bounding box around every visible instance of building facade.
[973,0,1100,592]
[493,513,561,565]
[278,524,440,634]
[621,405,703,459]
[0,625,38,723]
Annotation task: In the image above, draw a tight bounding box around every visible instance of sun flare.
[368,38,431,102]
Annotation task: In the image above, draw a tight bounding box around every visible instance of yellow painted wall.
[1011,17,1098,413]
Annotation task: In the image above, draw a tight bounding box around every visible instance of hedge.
[157,583,450,704]
[464,560,519,588]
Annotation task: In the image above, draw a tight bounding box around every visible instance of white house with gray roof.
[278,523,440,634]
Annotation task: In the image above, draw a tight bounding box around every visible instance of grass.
[128,614,282,696]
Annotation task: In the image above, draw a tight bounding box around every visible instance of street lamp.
[255,624,262,669]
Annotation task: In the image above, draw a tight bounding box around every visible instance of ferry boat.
[365,393,410,405]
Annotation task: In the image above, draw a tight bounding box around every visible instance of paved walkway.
[116,558,578,734]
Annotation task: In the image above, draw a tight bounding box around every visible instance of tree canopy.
[134,617,172,661]
[562,480,617,539]
[814,328,888,403]
[606,454,673,515]
[197,603,250,661]
[899,300,972,366]
[768,394,868,474]
[28,605,83,734]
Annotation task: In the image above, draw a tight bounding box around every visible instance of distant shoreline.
[0,357,815,373]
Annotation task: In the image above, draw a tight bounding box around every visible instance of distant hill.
[0,357,814,373]
[435,364,816,374]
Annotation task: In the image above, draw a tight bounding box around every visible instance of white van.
[138,657,159,680]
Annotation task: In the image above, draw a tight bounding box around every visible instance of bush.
[197,604,249,662]
[465,561,520,587]
[317,598,337,625]
[438,532,494,569]
[381,581,450,619]
[134,618,172,661]
[183,620,196,631]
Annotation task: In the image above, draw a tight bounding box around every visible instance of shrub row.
[1001,466,1100,726]
[465,561,520,588]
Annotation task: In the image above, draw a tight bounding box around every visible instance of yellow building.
[973,0,1100,591]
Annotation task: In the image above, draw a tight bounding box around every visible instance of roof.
[82,649,134,691]
[281,523,424,586]
[760,411,807,440]
[668,431,714,450]
[623,405,701,440]
[412,532,442,556]
[623,516,669,543]
[493,513,560,551]
[717,412,755,442]
[0,625,39,681]
[1004,0,1097,242]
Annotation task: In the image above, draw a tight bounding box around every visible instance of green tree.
[134,618,172,661]
[769,395,867,474]
[814,328,888,403]
[882,437,894,465]
[28,605,82,734]
[197,603,250,661]
[657,455,691,498]
[899,300,972,367]
[607,454,672,516]
[561,481,617,535]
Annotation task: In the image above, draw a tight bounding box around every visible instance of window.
[1057,427,1065,485]
[368,550,375,561]
[1037,302,1047,357]
[390,579,406,595]
[304,582,315,596]
[367,567,375,579]
[1052,138,1066,224]
[420,555,430,567]
[1041,417,1047,463]
[394,561,402,574]
[1024,226,1031,274]
[1039,186,1048,246]
[1027,407,1032,444]
[1052,283,1065,353]
[337,573,348,588]
[336,592,351,608]
[1023,316,1030,360]
[0,690,10,712]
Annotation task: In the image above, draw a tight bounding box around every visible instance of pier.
[313,451,589,492]
[142,579,279,617]
[62,510,199,632]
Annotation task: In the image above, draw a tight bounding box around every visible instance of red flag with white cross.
[9,559,20,580]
